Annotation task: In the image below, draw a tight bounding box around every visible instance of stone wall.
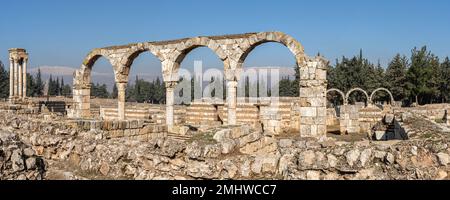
[358,106,384,134]
[402,104,450,120]
[98,105,185,125]
[185,97,299,134]
[339,105,361,134]
[2,108,450,180]
[68,119,167,141]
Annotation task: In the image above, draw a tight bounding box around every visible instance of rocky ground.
[0,110,449,180]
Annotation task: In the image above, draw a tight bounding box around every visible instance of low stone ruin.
[0,104,449,180]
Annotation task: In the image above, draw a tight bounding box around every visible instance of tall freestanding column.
[23,58,27,97]
[18,60,23,97]
[8,48,28,102]
[13,59,18,98]
[9,58,14,98]
[165,81,177,126]
[226,80,238,125]
[117,82,127,120]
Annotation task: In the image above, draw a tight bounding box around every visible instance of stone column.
[18,60,23,97]
[227,80,238,125]
[117,82,127,120]
[14,59,19,97]
[23,58,27,98]
[165,81,177,126]
[9,58,14,98]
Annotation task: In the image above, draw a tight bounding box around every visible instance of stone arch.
[327,88,347,105]
[72,50,117,119]
[164,37,227,81]
[345,88,370,105]
[78,50,115,86]
[370,88,395,105]
[237,32,306,69]
[117,45,163,83]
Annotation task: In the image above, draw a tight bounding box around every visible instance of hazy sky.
[1,0,450,77]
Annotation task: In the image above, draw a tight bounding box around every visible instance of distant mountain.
[244,66,296,79]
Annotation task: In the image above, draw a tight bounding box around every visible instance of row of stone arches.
[326,87,395,106]
[72,31,329,137]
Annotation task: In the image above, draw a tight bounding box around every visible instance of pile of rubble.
[0,130,46,180]
[0,110,449,180]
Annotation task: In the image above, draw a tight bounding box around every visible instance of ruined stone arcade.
[71,32,328,137]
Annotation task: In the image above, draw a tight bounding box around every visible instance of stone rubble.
[0,110,449,180]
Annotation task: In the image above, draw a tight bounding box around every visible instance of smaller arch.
[370,88,395,106]
[327,88,347,105]
[345,88,370,106]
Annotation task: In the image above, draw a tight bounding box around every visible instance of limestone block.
[315,68,327,80]
[300,107,316,117]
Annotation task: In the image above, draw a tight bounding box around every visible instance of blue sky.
[1,0,450,76]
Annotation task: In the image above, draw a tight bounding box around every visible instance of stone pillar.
[9,58,14,98]
[339,105,360,134]
[13,59,18,98]
[117,82,127,120]
[299,57,328,138]
[18,60,23,97]
[165,81,177,126]
[72,84,91,118]
[227,80,238,125]
[23,58,27,98]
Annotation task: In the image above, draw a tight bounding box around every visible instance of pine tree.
[56,77,60,96]
[292,63,300,96]
[385,54,408,103]
[111,84,118,99]
[439,57,450,103]
[406,46,438,105]
[26,73,35,97]
[48,75,54,96]
[60,77,65,95]
[35,68,44,96]
[0,60,9,99]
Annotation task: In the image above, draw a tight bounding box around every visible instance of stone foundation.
[69,119,167,140]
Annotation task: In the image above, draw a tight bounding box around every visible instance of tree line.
[89,76,167,103]
[0,61,46,99]
[327,46,450,105]
[0,62,73,99]
[48,75,72,96]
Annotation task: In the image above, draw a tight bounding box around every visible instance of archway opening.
[88,56,116,119]
[240,41,300,135]
[347,89,369,106]
[241,42,298,100]
[125,51,164,120]
[178,46,225,103]
[371,88,394,106]
[326,89,345,108]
